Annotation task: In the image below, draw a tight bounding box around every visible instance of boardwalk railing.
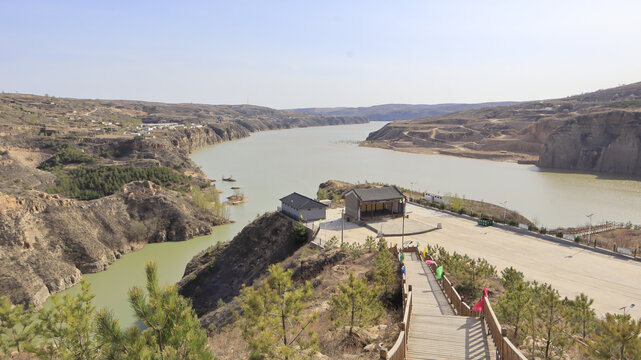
[380,256,413,360]
[405,246,528,360]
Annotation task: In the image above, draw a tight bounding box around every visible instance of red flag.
[472,286,489,312]
[472,299,484,312]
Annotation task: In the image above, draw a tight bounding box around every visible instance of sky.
[1,0,640,109]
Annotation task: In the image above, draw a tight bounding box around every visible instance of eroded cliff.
[538,111,641,174]
[0,181,225,307]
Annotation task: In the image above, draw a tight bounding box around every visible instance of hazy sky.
[1,1,640,108]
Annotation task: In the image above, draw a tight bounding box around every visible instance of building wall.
[298,207,326,221]
[344,192,360,221]
[281,203,326,221]
[281,203,300,220]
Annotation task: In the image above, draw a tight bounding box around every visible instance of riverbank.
[360,139,538,163]
[0,92,369,307]
[42,121,641,326]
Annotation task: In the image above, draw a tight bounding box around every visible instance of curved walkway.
[404,252,496,359]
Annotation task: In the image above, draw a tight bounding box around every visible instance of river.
[48,121,641,326]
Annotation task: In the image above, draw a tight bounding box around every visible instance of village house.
[344,186,405,221]
[279,192,327,221]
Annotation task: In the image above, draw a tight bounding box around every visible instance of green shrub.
[556,231,563,238]
[508,219,518,226]
[539,227,547,234]
[47,165,190,200]
[38,144,97,170]
[290,221,308,244]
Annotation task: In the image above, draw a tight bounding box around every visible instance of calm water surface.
[49,122,641,326]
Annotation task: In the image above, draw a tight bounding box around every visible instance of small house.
[279,192,327,221]
[344,186,405,221]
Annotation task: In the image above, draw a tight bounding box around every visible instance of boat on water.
[231,186,240,189]
[222,175,236,182]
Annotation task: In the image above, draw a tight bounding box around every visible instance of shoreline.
[32,120,369,306]
[359,140,539,163]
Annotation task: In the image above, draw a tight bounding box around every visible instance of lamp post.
[501,200,507,223]
[620,303,635,315]
[586,213,594,247]
[410,182,415,202]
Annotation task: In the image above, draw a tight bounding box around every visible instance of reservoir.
[49,121,641,327]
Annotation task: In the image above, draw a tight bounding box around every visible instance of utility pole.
[586,213,594,247]
[501,200,507,223]
[341,209,344,247]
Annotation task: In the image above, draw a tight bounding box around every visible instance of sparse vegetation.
[330,273,383,338]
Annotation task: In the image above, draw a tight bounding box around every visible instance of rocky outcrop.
[0,181,225,307]
[538,111,641,174]
[177,211,361,331]
[177,212,308,317]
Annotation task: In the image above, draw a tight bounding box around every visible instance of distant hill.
[364,82,641,175]
[289,102,519,121]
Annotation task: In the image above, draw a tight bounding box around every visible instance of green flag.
[400,253,405,261]
[436,265,443,279]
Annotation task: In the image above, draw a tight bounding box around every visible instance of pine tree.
[95,261,213,360]
[330,273,383,337]
[373,248,395,295]
[36,279,98,360]
[567,293,596,340]
[538,284,571,359]
[523,281,540,357]
[497,280,531,345]
[0,296,37,354]
[364,236,376,252]
[587,313,641,360]
[500,267,525,291]
[237,264,318,360]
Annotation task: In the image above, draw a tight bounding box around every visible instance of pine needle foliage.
[237,264,318,360]
[0,296,37,354]
[373,248,395,295]
[95,261,213,360]
[329,273,383,336]
[587,313,641,360]
[567,293,596,341]
[35,279,99,360]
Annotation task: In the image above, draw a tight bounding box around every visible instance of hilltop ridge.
[364,82,641,174]
[290,101,518,122]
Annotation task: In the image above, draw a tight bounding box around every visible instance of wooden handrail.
[416,250,528,359]
[381,261,413,360]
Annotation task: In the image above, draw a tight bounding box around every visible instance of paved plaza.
[314,203,641,318]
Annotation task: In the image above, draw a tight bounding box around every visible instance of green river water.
[47,121,641,327]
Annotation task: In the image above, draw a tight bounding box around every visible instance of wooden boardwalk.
[404,252,496,359]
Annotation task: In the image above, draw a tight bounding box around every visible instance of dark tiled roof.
[279,192,328,210]
[349,186,404,202]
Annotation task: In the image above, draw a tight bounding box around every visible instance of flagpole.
[402,197,406,248]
